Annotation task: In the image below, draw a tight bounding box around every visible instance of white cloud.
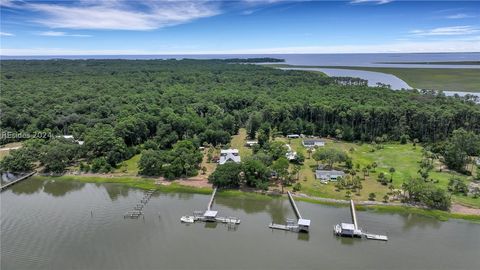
[2,40,479,55]
[446,13,474,19]
[350,0,393,5]
[0,31,14,36]
[410,26,479,36]
[37,31,91,37]
[26,1,220,30]
[0,0,16,8]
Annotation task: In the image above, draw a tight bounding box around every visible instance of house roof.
[219,154,241,165]
[204,210,218,217]
[298,218,311,226]
[219,149,241,164]
[221,149,239,154]
[341,223,355,230]
[315,170,345,178]
[303,139,325,145]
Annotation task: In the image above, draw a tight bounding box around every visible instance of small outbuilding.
[203,210,218,222]
[340,223,355,236]
[245,141,258,147]
[298,218,311,232]
[287,134,300,139]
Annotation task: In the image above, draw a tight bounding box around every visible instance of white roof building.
[285,144,297,161]
[219,149,241,165]
[315,170,345,181]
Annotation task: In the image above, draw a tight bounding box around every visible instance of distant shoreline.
[267,64,480,93]
[375,61,480,65]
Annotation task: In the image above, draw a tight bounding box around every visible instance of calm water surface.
[1,178,479,270]
[2,53,479,68]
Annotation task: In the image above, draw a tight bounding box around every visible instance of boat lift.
[268,191,310,233]
[180,187,241,227]
[334,200,388,241]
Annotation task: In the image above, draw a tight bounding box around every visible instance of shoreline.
[266,64,480,93]
[31,174,480,223]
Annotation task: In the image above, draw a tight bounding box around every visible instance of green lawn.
[230,128,252,158]
[279,137,479,207]
[0,142,23,161]
[114,154,141,175]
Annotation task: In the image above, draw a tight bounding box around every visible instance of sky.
[0,0,479,55]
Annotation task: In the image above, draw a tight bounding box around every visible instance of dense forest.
[1,59,479,176]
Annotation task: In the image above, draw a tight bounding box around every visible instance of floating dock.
[181,187,240,227]
[269,192,310,233]
[0,171,36,192]
[334,200,388,241]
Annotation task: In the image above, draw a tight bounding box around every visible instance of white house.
[58,135,84,145]
[315,170,345,181]
[219,149,241,165]
[302,139,325,148]
[285,144,297,161]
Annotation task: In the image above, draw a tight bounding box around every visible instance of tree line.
[1,59,479,175]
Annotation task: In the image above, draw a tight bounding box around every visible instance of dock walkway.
[0,171,36,192]
[334,200,388,241]
[269,192,310,233]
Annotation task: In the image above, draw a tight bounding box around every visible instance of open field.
[265,64,480,92]
[230,128,252,158]
[114,154,141,175]
[0,142,23,160]
[277,137,479,208]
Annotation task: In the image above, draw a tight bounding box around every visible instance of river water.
[280,67,480,100]
[1,178,479,270]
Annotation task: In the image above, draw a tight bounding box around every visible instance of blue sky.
[1,0,479,55]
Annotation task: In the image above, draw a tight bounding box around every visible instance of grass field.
[266,64,480,92]
[277,137,479,208]
[230,128,252,158]
[114,154,141,175]
[0,142,22,160]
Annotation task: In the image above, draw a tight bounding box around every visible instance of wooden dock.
[334,200,388,241]
[180,187,241,226]
[364,233,388,241]
[207,187,217,211]
[287,191,302,219]
[0,171,36,192]
[269,192,310,233]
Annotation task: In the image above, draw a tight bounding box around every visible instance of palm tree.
[371,162,378,172]
[388,184,395,194]
[389,167,395,182]
[362,167,367,180]
[307,148,312,159]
